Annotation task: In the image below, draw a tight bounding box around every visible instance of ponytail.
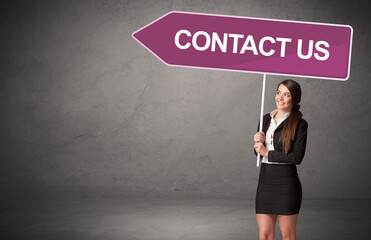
[278,104,302,153]
[276,80,303,154]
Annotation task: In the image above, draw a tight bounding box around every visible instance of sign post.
[257,74,266,167]
[132,11,353,167]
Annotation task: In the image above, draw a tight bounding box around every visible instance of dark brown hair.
[277,79,303,154]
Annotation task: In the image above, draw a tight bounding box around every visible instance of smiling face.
[275,84,293,113]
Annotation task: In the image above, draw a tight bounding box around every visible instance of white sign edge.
[132,10,353,81]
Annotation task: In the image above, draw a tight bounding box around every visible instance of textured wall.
[1,0,370,199]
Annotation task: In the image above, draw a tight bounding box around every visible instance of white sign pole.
[257,74,266,167]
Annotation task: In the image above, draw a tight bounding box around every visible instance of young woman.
[253,79,308,240]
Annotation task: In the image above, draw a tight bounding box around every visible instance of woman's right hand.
[254,131,265,143]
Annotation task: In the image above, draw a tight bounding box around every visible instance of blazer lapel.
[276,118,289,131]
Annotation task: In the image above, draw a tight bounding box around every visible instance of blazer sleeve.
[267,119,308,165]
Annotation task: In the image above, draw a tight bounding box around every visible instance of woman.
[253,79,308,240]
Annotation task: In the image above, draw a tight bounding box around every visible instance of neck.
[275,109,291,119]
[278,109,290,115]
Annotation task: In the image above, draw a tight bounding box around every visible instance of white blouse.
[262,109,291,165]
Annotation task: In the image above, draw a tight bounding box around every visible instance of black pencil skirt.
[255,163,302,215]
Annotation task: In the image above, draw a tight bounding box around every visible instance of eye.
[284,93,290,97]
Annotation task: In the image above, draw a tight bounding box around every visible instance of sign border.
[132,10,353,81]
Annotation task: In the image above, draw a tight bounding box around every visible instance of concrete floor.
[1,198,370,240]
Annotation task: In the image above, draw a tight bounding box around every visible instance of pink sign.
[132,11,353,80]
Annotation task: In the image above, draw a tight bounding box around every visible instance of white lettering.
[192,31,211,51]
[259,36,275,56]
[175,29,328,62]
[240,35,258,55]
[297,39,313,59]
[174,29,191,50]
[228,33,244,53]
[211,32,228,52]
[314,41,330,61]
[276,37,291,57]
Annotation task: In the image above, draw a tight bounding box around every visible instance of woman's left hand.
[254,142,269,157]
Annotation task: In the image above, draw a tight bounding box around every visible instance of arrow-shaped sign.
[133,11,352,80]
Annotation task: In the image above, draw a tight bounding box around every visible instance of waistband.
[260,162,298,177]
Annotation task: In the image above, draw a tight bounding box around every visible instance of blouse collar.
[270,109,291,120]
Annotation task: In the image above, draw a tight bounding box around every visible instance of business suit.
[254,113,308,165]
[254,112,308,215]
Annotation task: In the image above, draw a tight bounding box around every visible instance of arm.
[267,119,308,165]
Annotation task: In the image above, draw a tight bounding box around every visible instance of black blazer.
[254,113,308,165]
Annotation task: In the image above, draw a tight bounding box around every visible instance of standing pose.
[253,79,308,240]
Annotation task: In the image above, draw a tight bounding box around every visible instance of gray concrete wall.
[1,0,370,199]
